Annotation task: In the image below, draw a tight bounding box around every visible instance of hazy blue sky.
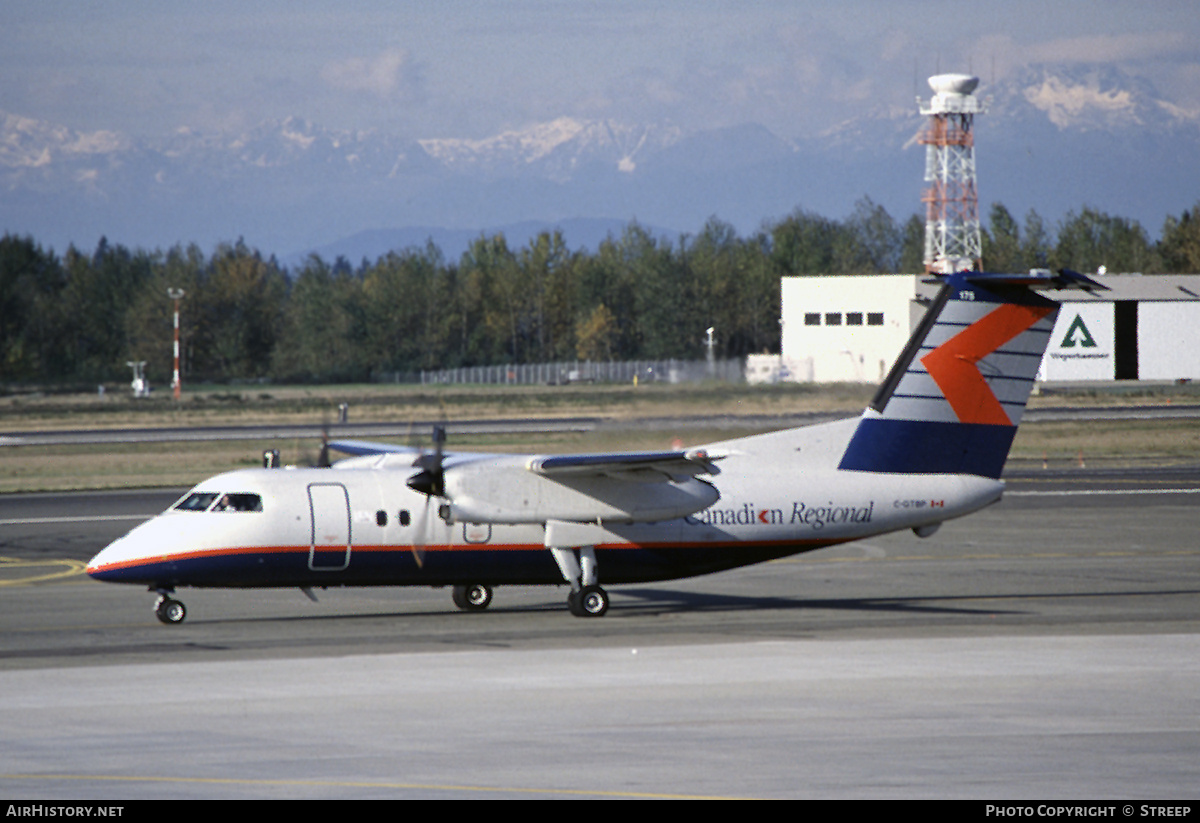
[4,1,1199,140]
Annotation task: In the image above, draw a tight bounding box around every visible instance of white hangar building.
[772,273,1200,384]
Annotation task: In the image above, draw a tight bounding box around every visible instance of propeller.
[406,423,446,497]
[405,423,448,569]
[299,414,333,468]
[316,426,331,468]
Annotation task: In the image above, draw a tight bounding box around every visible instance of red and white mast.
[918,74,986,274]
[167,288,185,400]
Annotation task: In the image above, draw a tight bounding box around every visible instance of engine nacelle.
[440,458,719,524]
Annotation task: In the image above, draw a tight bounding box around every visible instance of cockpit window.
[214,493,263,512]
[175,492,219,511]
[173,492,263,512]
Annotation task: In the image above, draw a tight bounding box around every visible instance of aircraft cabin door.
[308,482,351,571]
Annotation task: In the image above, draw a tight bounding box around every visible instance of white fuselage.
[85,417,1004,590]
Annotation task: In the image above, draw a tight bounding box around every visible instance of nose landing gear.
[152,588,187,625]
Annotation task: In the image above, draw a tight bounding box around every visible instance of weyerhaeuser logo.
[1060,314,1098,348]
[1051,313,1109,361]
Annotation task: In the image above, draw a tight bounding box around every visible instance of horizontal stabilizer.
[933,268,1108,292]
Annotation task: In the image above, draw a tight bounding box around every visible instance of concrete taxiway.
[1,471,1199,799]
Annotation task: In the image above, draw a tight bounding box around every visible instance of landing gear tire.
[569,585,609,618]
[155,596,186,625]
[452,583,493,612]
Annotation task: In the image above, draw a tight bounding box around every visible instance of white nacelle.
[440,456,719,524]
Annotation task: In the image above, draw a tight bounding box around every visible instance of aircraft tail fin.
[838,269,1104,479]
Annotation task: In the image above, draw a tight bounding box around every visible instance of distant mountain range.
[2,63,1197,266]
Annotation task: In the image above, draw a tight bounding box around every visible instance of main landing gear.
[152,588,187,625]
[447,582,609,616]
[549,545,610,618]
[451,583,493,611]
[567,584,610,617]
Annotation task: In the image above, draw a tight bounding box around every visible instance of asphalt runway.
[2,470,1199,799]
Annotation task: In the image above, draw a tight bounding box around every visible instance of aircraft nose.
[83,511,206,584]
[85,543,122,581]
[85,527,153,583]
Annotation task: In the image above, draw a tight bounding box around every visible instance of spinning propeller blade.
[405,424,448,568]
[406,423,446,497]
[300,414,333,468]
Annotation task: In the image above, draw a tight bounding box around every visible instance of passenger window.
[399,510,411,526]
[376,510,387,526]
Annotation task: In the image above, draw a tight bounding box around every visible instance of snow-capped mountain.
[993,64,1198,134]
[974,64,1200,236]
[0,111,130,191]
[1,63,1196,261]
[418,117,684,180]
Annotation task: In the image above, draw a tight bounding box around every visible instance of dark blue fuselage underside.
[89,541,835,590]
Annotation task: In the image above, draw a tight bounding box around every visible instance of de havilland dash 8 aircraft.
[87,269,1102,623]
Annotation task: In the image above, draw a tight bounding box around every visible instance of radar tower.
[918,74,987,273]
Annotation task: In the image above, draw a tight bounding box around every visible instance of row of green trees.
[2,198,1198,385]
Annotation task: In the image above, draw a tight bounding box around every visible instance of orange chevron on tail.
[920,302,1055,426]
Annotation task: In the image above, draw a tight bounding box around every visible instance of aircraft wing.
[328,439,421,457]
[437,446,726,523]
[328,439,419,457]
[527,448,725,481]
[332,440,726,479]
[328,439,726,522]
[328,439,498,471]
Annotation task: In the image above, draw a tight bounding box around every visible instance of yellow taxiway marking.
[0,556,89,586]
[0,772,749,800]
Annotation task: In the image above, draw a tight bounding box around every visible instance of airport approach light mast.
[167,288,185,400]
